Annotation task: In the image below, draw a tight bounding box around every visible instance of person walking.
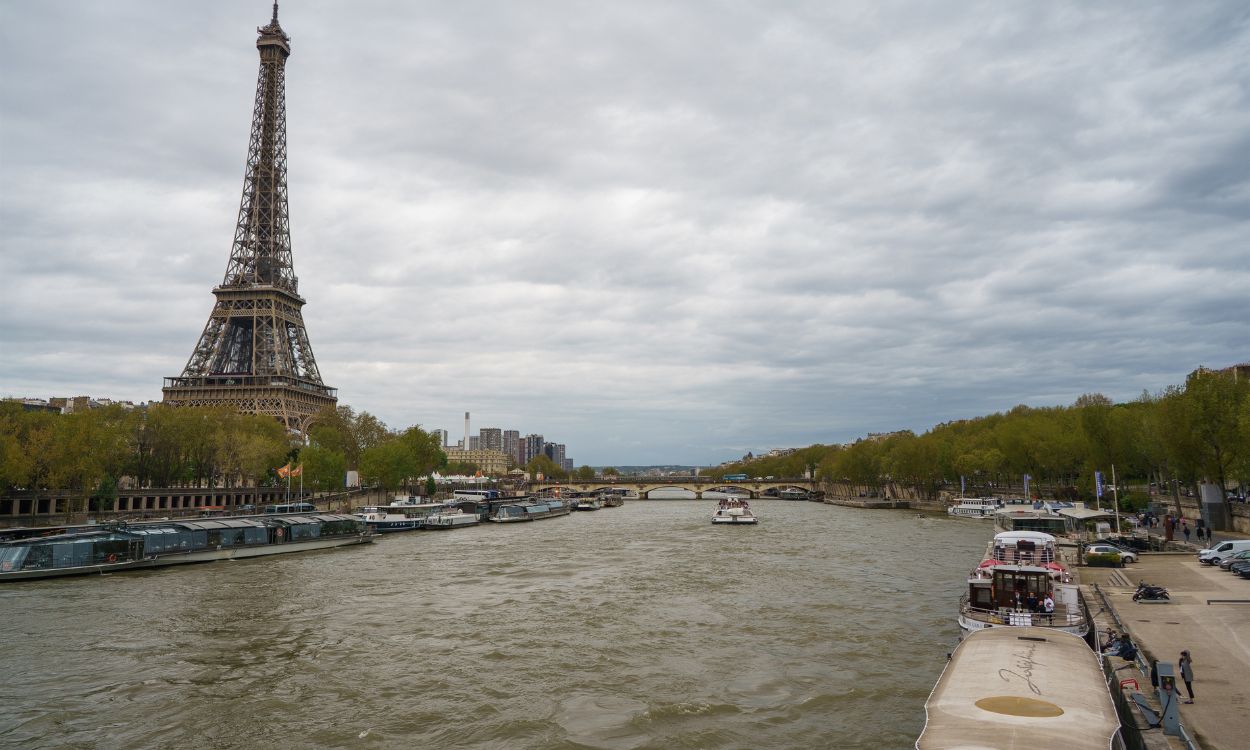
[1183,523,1191,543]
[1179,650,1195,703]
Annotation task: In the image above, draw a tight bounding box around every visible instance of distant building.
[522,434,545,465]
[1218,362,1250,381]
[503,430,521,463]
[3,397,60,413]
[6,396,140,414]
[442,447,510,476]
[432,429,449,447]
[468,436,480,451]
[479,427,503,451]
[544,442,566,468]
[865,431,906,443]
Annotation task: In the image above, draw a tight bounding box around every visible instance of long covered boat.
[917,627,1122,749]
[0,514,375,582]
[488,499,571,523]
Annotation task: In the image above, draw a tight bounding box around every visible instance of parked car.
[1093,535,1152,552]
[1218,550,1250,571]
[1086,544,1138,564]
[1199,539,1250,565]
[1229,560,1250,579]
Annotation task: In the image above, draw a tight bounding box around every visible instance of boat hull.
[712,516,758,524]
[1,534,375,582]
[422,515,480,529]
[365,520,422,533]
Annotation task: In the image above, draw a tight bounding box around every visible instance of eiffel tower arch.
[163,4,336,432]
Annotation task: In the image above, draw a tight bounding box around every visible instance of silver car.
[1086,543,1138,564]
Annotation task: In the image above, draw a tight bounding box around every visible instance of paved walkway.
[1082,554,1250,750]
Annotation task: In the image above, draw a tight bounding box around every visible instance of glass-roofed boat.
[0,513,375,583]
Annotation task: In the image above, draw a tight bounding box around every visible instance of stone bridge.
[529,477,817,500]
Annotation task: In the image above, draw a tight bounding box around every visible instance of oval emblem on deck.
[974,696,1064,717]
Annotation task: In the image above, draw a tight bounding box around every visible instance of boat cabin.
[0,531,143,573]
[968,565,1053,611]
[991,531,1057,565]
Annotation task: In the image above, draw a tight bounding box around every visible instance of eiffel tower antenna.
[163,4,337,432]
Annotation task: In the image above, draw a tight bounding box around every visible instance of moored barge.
[917,627,1122,749]
[0,513,374,582]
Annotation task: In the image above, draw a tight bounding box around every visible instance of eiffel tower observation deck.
[163,3,336,432]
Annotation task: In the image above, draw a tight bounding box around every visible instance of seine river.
[0,500,991,749]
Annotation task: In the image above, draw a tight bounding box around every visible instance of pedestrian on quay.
[1179,650,1195,703]
[1183,524,1191,543]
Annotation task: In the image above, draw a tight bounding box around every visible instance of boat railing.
[959,594,1084,627]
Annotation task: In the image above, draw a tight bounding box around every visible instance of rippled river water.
[1,501,992,750]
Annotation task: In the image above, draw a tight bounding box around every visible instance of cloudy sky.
[2,1,1248,465]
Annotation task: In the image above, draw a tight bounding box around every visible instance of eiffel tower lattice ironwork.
[163,3,336,431]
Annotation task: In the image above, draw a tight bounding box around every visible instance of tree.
[307,405,391,470]
[397,427,447,478]
[359,439,413,493]
[300,444,347,494]
[525,454,567,481]
[575,465,596,481]
[601,467,620,477]
[358,426,447,494]
[1181,367,1248,517]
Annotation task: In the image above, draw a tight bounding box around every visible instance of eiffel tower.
[163,3,336,431]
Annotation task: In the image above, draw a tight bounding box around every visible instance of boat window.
[288,523,320,540]
[51,541,92,569]
[0,545,30,572]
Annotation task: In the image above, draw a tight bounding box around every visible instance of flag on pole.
[1095,470,1103,498]
[960,476,966,495]
[290,464,303,478]
[277,463,291,478]
[1023,473,1031,498]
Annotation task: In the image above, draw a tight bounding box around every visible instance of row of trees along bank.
[0,403,449,504]
[708,367,1249,517]
[0,402,613,505]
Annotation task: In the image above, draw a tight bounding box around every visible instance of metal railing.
[959,595,1084,627]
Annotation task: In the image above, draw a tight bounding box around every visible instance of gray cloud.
[2,1,1248,465]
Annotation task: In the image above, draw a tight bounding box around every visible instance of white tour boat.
[958,531,1088,638]
[421,503,481,530]
[354,498,450,533]
[712,497,757,525]
[354,505,422,533]
[946,497,1003,519]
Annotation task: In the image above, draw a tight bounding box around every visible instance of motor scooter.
[1132,581,1170,601]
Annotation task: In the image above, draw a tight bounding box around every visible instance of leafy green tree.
[575,465,596,481]
[526,454,567,481]
[358,426,447,494]
[1181,367,1248,515]
[300,443,347,494]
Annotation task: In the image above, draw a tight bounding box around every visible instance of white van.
[1198,539,1250,565]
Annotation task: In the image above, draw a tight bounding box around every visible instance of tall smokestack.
[464,412,470,451]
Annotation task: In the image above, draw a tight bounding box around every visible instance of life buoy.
[275,528,285,538]
[1,561,13,572]
[106,553,117,563]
